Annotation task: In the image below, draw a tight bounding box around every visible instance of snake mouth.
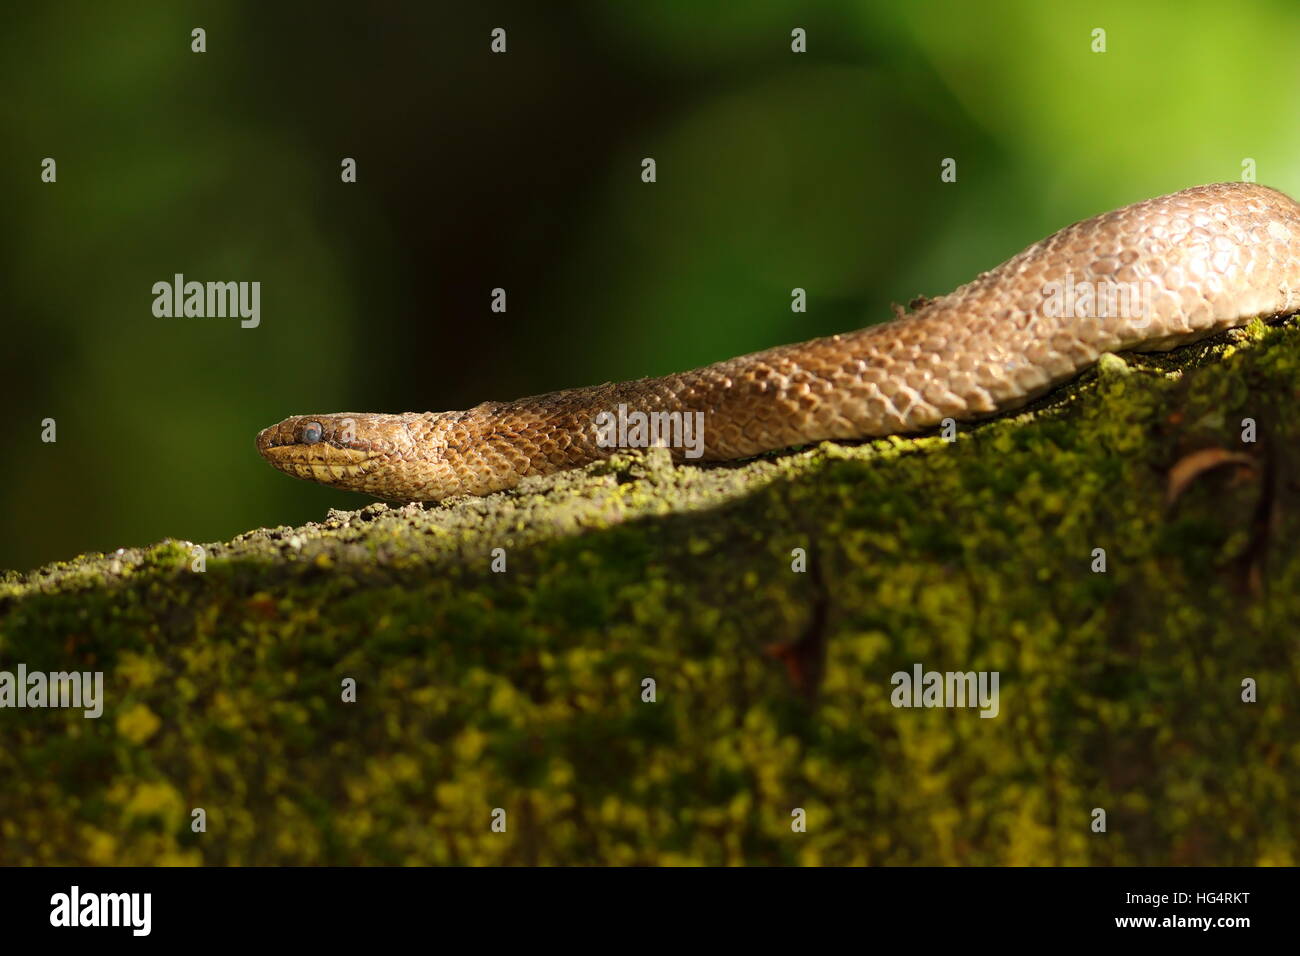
[259,443,376,484]
[261,443,370,464]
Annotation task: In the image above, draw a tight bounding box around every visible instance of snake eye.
[301,421,324,444]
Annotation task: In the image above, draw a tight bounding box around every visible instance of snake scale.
[257,183,1300,501]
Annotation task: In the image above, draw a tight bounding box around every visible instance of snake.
[257,182,1300,502]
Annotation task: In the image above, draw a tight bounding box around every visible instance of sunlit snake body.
[257,183,1300,501]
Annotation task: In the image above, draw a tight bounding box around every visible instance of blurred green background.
[5,0,1300,572]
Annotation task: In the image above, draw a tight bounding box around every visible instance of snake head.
[256,406,557,501]
[256,413,416,493]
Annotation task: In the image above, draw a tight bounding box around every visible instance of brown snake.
[257,183,1300,502]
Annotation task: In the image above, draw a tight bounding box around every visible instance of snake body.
[257,183,1300,501]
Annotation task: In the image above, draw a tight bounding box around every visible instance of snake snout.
[255,415,377,484]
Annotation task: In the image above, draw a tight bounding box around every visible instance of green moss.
[2,320,1299,864]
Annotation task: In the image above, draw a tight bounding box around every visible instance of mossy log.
[3,321,1299,865]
